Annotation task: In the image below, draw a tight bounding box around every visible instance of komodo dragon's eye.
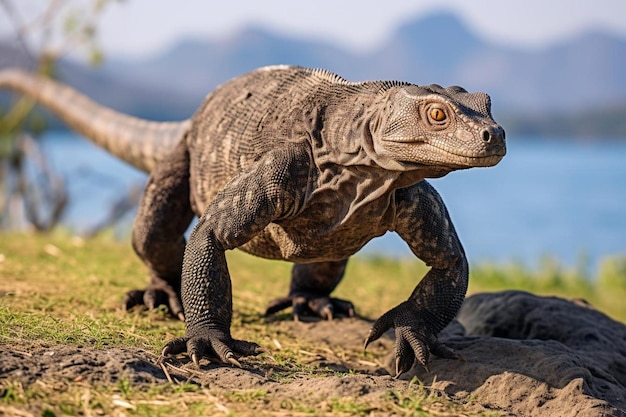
[429,108,446,122]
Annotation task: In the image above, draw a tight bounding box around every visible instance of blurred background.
[0,0,625,271]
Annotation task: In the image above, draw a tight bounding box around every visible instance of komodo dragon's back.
[189,65,407,154]
[184,65,414,206]
[0,68,191,173]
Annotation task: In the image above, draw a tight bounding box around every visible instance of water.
[369,139,626,269]
[38,132,626,269]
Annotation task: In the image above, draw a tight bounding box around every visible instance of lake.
[37,132,626,270]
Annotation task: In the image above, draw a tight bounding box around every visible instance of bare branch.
[0,0,122,232]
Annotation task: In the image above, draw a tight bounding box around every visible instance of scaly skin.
[0,66,505,376]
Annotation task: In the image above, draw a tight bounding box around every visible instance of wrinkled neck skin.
[305,91,454,223]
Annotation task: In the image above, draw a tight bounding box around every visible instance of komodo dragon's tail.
[0,68,191,173]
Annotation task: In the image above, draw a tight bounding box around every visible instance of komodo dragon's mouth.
[415,140,506,168]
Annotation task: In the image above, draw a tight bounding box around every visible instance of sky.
[1,0,626,59]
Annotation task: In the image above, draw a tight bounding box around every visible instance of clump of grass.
[468,255,626,321]
[0,231,183,352]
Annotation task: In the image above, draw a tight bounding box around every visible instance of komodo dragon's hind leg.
[124,141,195,320]
[265,260,355,320]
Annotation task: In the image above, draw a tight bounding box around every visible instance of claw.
[265,353,278,363]
[255,346,276,362]
[293,299,306,322]
[161,337,187,358]
[394,358,405,379]
[321,305,333,321]
[191,353,200,368]
[177,312,186,322]
[394,354,417,378]
[365,308,394,351]
[363,330,377,351]
[397,359,428,376]
[394,357,401,378]
[394,337,416,377]
[226,353,242,368]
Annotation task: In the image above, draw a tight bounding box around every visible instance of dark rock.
[401,291,626,416]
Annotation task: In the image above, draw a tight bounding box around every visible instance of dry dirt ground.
[1,319,461,417]
[2,291,626,416]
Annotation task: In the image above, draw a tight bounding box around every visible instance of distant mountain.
[358,13,485,82]
[362,14,626,116]
[2,12,625,137]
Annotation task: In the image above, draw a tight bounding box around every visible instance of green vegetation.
[468,256,626,322]
[1,232,624,416]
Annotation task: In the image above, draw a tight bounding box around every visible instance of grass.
[1,231,625,416]
[466,256,626,322]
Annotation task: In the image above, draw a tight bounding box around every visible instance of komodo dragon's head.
[373,84,506,171]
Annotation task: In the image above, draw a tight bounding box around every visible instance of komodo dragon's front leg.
[365,180,467,377]
[162,144,308,365]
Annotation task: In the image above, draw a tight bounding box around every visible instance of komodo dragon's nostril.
[481,129,492,143]
[481,127,505,143]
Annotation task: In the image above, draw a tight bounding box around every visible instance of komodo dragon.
[0,66,506,376]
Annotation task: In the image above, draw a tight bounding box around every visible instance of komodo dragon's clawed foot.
[364,300,463,377]
[265,294,355,321]
[162,328,266,367]
[124,284,185,321]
